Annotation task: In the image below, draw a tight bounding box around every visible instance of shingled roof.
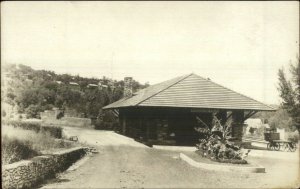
[103,73,275,111]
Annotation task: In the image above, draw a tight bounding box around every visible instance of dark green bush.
[41,125,62,138]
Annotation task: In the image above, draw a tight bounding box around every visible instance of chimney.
[124,77,133,97]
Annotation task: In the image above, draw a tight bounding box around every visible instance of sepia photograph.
[1,1,299,188]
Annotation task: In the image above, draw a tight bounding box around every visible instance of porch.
[118,107,257,146]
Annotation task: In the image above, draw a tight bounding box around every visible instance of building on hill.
[101,85,108,89]
[87,83,98,89]
[69,82,80,90]
[103,73,275,146]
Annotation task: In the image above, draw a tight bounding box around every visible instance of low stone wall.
[40,111,57,121]
[2,147,88,189]
[42,117,92,128]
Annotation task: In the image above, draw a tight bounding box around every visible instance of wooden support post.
[146,122,150,140]
[122,116,127,135]
[231,110,244,142]
[224,112,232,123]
[112,109,119,117]
[217,110,227,125]
[139,116,143,139]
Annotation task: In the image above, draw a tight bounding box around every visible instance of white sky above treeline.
[1,1,299,105]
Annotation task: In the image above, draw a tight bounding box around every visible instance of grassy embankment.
[2,121,79,165]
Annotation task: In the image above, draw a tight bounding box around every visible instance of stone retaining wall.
[2,147,88,189]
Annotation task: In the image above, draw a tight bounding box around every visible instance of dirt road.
[40,127,299,188]
[41,146,299,188]
[61,126,148,147]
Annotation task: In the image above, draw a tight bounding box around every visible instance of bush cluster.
[195,115,248,164]
[3,120,62,138]
[196,136,247,164]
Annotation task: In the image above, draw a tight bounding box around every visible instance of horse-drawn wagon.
[264,129,297,152]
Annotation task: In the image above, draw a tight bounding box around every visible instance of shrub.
[195,115,248,164]
[2,135,39,165]
[286,131,299,143]
[25,104,41,119]
[94,110,120,131]
[41,125,62,138]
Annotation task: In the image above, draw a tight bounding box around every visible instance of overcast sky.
[1,1,299,105]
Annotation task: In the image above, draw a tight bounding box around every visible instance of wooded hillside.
[2,64,149,120]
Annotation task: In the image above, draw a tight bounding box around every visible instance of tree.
[278,56,300,134]
[25,104,41,119]
[112,87,123,102]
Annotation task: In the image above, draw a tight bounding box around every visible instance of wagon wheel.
[267,143,271,150]
[274,142,280,151]
[270,144,276,151]
[283,143,289,152]
[289,142,297,152]
[268,142,276,151]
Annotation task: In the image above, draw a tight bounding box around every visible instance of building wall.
[231,110,245,141]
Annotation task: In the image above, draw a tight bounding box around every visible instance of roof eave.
[102,104,277,111]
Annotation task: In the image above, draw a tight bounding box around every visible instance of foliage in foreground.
[195,116,248,164]
[2,126,77,165]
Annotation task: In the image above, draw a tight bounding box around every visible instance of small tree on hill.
[278,56,300,134]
